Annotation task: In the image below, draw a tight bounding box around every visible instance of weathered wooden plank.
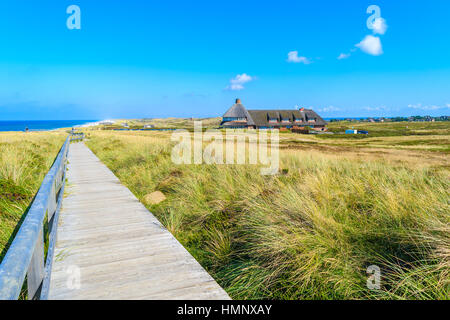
[48,143,230,300]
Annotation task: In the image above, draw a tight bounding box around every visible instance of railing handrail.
[0,135,70,300]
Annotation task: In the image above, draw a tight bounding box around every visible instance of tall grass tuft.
[0,132,66,262]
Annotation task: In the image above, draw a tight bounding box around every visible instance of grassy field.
[84,121,450,299]
[325,120,450,137]
[99,117,222,130]
[0,132,66,262]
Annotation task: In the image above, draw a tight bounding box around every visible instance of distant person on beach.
[25,127,29,132]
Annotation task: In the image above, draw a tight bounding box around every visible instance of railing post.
[40,167,67,300]
[47,182,57,222]
[26,229,45,299]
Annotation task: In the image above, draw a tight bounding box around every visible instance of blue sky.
[0,0,449,120]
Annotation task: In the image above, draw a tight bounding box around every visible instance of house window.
[223,117,246,122]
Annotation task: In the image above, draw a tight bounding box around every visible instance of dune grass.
[85,130,449,299]
[324,120,450,137]
[0,132,66,262]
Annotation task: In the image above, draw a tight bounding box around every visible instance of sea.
[0,120,98,132]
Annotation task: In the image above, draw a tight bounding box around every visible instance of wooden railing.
[70,131,85,142]
[0,135,72,300]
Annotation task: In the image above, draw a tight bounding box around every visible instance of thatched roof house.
[221,99,327,130]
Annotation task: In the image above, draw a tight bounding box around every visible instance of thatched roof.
[247,109,327,127]
[221,99,327,127]
[222,103,248,118]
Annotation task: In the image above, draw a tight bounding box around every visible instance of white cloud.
[372,18,388,35]
[338,14,387,60]
[337,53,351,60]
[356,35,383,56]
[407,103,449,111]
[287,51,311,64]
[364,105,389,111]
[226,73,254,91]
[318,105,341,112]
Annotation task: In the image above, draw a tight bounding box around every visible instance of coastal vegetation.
[99,117,222,130]
[0,132,66,262]
[323,120,450,138]
[84,121,450,299]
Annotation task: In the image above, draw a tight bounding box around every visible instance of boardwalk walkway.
[48,143,230,299]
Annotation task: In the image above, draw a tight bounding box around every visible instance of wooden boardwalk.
[48,143,230,300]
